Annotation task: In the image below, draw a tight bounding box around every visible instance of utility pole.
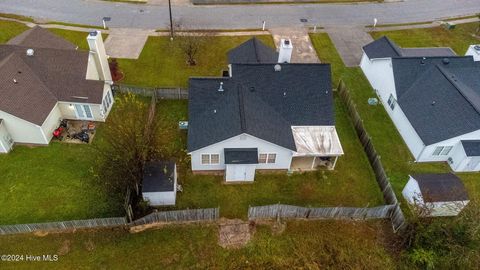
[168,0,174,40]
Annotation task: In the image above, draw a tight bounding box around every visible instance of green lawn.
[117,35,275,88]
[310,24,480,204]
[155,99,384,218]
[48,29,107,51]
[0,220,396,269]
[371,22,480,55]
[0,20,28,43]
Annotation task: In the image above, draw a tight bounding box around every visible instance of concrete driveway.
[325,27,374,67]
[104,28,152,59]
[270,27,319,63]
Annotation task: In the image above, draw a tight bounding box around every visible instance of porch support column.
[331,156,339,170]
[311,156,316,170]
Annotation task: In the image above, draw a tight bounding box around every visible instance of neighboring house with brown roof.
[0,26,114,153]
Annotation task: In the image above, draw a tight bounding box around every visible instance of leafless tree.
[171,20,211,66]
[94,92,158,197]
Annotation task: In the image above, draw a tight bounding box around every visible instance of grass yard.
[0,220,396,269]
[48,29,108,51]
[155,99,384,219]
[371,22,480,55]
[117,35,275,88]
[0,20,28,43]
[310,24,480,204]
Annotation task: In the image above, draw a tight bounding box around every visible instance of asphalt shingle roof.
[227,38,278,64]
[224,148,259,164]
[363,36,456,59]
[188,63,333,152]
[0,27,105,125]
[142,161,176,192]
[392,57,480,145]
[461,140,480,157]
[412,173,469,203]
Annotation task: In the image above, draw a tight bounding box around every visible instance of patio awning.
[291,126,344,156]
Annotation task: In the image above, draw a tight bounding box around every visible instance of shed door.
[226,165,255,182]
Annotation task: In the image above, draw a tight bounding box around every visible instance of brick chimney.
[86,31,112,83]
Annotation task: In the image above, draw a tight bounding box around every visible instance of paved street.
[0,0,479,30]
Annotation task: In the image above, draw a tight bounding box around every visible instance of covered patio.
[289,126,344,171]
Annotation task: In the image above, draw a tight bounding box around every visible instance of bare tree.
[172,21,211,66]
[95,92,158,197]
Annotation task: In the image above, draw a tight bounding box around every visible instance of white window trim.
[432,146,453,156]
[387,94,396,110]
[259,153,277,164]
[201,153,220,165]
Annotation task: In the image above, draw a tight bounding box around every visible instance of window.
[258,154,268,163]
[267,153,276,163]
[387,94,396,110]
[259,153,276,164]
[432,146,444,156]
[201,154,219,165]
[441,146,453,156]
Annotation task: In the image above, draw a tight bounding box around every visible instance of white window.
[387,94,396,110]
[441,146,453,156]
[74,104,94,120]
[433,146,453,156]
[259,153,276,164]
[201,154,220,165]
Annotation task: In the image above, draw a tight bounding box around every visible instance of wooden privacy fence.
[130,208,220,226]
[0,217,127,235]
[248,204,395,220]
[114,84,188,99]
[337,80,406,232]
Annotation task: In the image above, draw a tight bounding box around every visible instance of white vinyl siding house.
[0,120,13,153]
[190,133,293,172]
[360,37,480,172]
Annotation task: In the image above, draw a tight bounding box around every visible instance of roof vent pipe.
[26,48,34,56]
[274,64,281,72]
[218,82,224,92]
[442,58,450,65]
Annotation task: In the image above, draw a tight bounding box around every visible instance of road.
[0,0,479,29]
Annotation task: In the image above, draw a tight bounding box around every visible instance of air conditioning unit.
[447,157,454,164]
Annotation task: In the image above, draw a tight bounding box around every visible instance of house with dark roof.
[0,26,113,153]
[360,36,480,172]
[188,38,343,182]
[402,173,469,216]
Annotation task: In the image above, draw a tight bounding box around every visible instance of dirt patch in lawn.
[218,218,254,249]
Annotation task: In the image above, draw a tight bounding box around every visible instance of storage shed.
[402,173,469,216]
[142,161,177,206]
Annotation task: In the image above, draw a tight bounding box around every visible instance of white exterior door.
[74,104,94,120]
[226,165,256,182]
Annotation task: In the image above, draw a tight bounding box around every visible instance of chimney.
[278,39,293,63]
[465,45,480,61]
[87,31,112,83]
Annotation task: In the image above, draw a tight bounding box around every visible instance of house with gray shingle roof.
[188,38,343,182]
[360,36,480,172]
[0,26,114,153]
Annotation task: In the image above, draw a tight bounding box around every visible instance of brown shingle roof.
[7,26,77,50]
[0,27,105,126]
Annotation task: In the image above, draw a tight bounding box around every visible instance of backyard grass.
[310,24,480,203]
[0,220,396,269]
[155,99,384,218]
[116,35,275,88]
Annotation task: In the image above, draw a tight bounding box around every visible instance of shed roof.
[142,161,176,192]
[461,140,480,157]
[227,37,278,64]
[412,173,469,203]
[224,148,258,164]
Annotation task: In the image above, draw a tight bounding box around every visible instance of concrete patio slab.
[270,27,319,63]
